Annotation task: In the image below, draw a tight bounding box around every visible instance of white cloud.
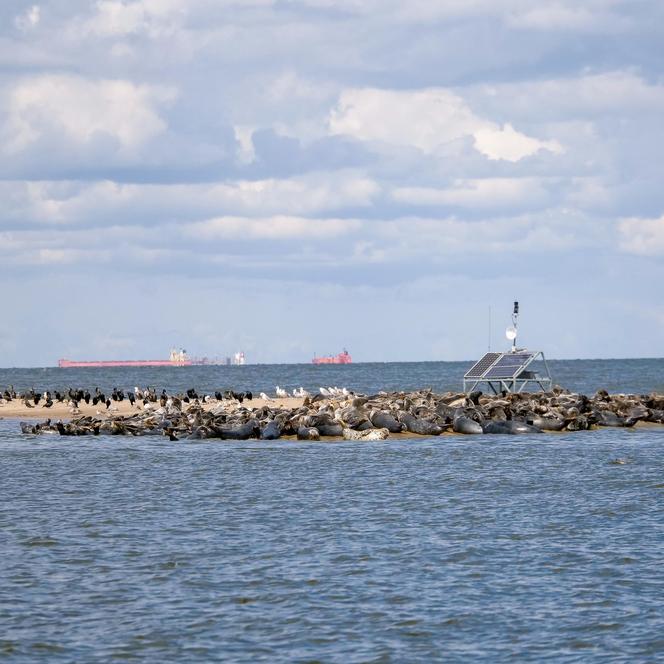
[619,214,664,255]
[329,87,563,162]
[233,125,256,164]
[507,5,598,30]
[186,215,362,240]
[2,75,176,154]
[0,174,379,227]
[473,71,664,120]
[83,0,187,37]
[14,5,41,31]
[392,177,552,209]
[473,123,563,161]
[297,0,626,31]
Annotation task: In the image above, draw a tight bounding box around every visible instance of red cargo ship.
[312,349,352,365]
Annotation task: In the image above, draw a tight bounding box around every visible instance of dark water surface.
[1,357,664,396]
[1,361,664,662]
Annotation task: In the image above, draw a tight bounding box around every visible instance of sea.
[1,359,663,662]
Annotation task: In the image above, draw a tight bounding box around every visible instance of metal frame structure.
[463,349,552,394]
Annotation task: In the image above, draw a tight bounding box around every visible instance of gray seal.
[453,415,483,434]
[482,420,542,434]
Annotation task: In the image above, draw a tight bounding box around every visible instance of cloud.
[506,5,603,31]
[473,123,563,161]
[392,177,553,210]
[472,71,664,121]
[329,87,563,162]
[82,0,187,38]
[2,74,176,155]
[296,0,625,30]
[14,4,40,31]
[0,0,663,363]
[619,214,664,255]
[0,173,379,228]
[186,215,362,240]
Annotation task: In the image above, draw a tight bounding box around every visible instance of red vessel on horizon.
[312,349,352,365]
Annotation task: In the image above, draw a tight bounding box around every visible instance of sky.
[1,0,663,366]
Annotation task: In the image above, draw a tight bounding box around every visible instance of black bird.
[128,393,135,406]
[43,399,53,408]
[105,399,111,409]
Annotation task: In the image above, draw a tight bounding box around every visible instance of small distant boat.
[312,349,352,365]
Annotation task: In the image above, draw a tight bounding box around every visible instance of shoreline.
[0,397,302,421]
[4,389,664,440]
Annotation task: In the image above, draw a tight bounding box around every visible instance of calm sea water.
[1,357,664,396]
[1,360,663,662]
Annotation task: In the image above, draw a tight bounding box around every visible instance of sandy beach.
[0,396,304,421]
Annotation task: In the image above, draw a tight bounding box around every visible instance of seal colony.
[9,385,664,440]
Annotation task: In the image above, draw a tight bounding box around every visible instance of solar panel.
[484,352,535,379]
[464,352,501,378]
[463,348,552,394]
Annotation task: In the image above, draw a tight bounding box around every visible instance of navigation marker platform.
[463,302,552,394]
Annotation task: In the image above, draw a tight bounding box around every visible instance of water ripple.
[1,421,663,662]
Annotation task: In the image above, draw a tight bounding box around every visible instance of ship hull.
[58,359,191,368]
[312,351,352,365]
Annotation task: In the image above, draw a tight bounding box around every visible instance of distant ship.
[312,349,352,365]
[58,349,245,368]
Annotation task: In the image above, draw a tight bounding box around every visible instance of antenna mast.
[511,301,519,352]
[505,301,519,352]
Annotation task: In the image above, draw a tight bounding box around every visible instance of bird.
[259,392,274,401]
[319,387,331,397]
[275,386,288,398]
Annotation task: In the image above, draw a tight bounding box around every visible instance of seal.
[452,414,483,434]
[215,420,260,440]
[369,410,404,433]
[398,412,443,436]
[342,427,389,441]
[316,423,344,436]
[529,416,566,432]
[261,419,282,440]
[482,420,542,434]
[297,426,320,441]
